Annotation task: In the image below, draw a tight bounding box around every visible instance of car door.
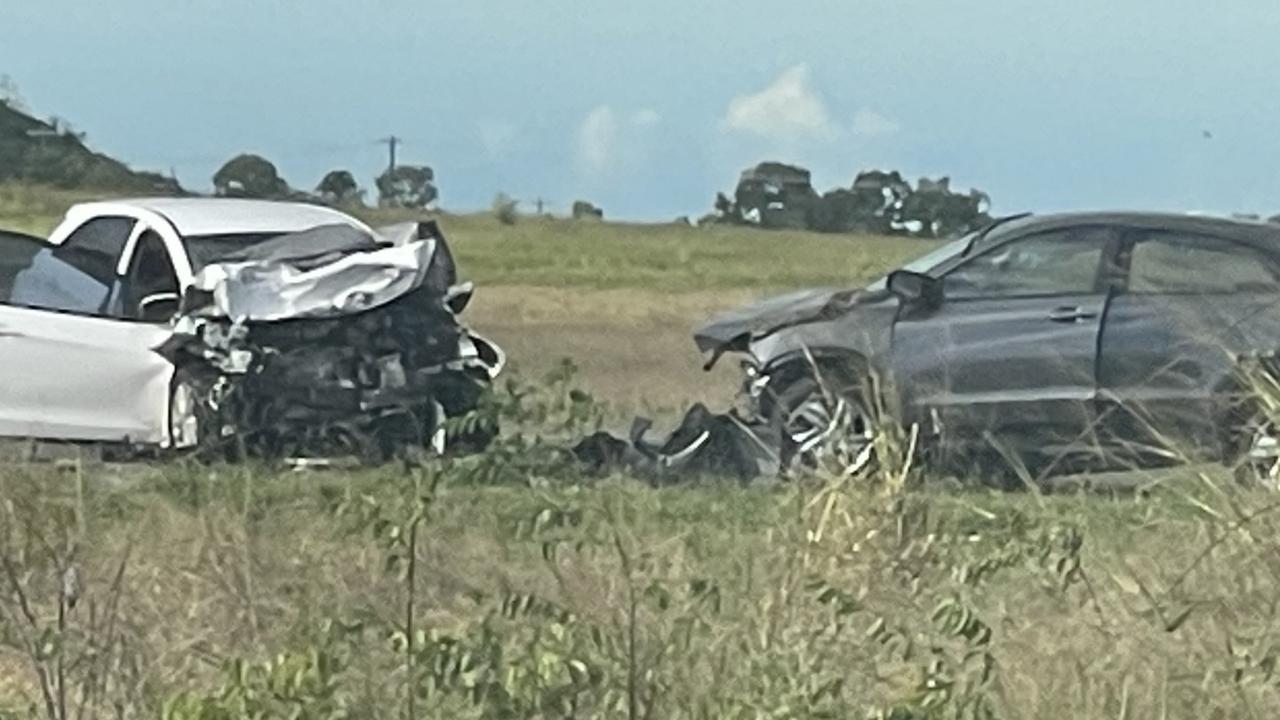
[890,225,1118,461]
[0,216,174,444]
[1097,228,1280,460]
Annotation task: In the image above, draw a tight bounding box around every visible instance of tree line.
[212,153,437,209]
[707,162,993,238]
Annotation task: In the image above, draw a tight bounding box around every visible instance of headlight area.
[737,358,772,418]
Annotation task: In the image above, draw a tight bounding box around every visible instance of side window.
[1127,232,1280,293]
[942,227,1111,299]
[52,216,135,285]
[8,217,135,315]
[121,231,180,321]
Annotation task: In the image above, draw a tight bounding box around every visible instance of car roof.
[989,210,1280,246]
[72,197,369,237]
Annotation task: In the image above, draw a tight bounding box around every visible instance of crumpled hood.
[182,221,456,322]
[694,285,888,355]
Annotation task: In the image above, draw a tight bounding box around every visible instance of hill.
[0,100,182,193]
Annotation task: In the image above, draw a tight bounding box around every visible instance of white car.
[0,198,504,459]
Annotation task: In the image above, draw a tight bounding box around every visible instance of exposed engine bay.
[159,220,505,461]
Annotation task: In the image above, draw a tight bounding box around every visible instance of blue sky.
[4,0,1279,219]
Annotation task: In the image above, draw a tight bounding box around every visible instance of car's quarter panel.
[1098,230,1280,459]
[1096,295,1256,457]
[0,303,174,443]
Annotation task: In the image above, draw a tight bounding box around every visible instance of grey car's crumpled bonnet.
[180,221,455,322]
[693,285,888,360]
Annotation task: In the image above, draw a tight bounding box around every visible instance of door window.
[8,217,136,315]
[120,230,180,321]
[53,216,135,285]
[943,227,1111,299]
[1126,232,1280,293]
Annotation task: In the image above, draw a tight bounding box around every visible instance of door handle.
[1047,306,1098,323]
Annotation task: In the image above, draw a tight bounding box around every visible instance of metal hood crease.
[182,222,456,322]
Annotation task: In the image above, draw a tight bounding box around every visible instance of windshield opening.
[183,232,286,271]
[865,234,973,290]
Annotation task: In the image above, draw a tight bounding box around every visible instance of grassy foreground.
[2,450,1279,718]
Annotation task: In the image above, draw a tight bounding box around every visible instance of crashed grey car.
[697,212,1280,481]
[0,198,503,460]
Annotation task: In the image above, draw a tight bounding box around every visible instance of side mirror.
[138,291,180,323]
[886,270,941,307]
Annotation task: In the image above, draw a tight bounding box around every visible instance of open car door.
[0,217,175,444]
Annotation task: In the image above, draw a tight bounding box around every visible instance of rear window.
[1127,232,1280,293]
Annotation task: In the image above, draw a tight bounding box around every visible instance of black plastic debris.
[573,403,781,483]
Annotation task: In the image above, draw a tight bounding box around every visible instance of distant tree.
[808,188,861,233]
[492,192,519,225]
[316,169,363,206]
[713,192,736,221]
[376,165,437,208]
[733,162,818,230]
[213,154,289,198]
[850,169,911,234]
[708,164,993,237]
[899,177,990,238]
[571,200,603,221]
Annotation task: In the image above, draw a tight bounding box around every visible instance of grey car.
[696,212,1280,481]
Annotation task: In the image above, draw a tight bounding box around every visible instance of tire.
[768,372,877,475]
[433,371,498,454]
[168,367,233,461]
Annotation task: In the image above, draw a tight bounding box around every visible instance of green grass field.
[3,186,1280,718]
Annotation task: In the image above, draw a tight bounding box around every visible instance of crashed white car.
[0,198,504,459]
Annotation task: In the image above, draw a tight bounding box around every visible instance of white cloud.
[576,105,618,174]
[631,108,661,127]
[722,64,837,143]
[575,106,661,175]
[850,108,900,138]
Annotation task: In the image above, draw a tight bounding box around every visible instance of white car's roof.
[74,197,369,237]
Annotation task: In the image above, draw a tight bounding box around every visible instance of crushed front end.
[162,220,504,461]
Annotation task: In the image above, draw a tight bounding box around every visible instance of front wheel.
[769,374,877,475]
[168,367,235,460]
[169,369,206,451]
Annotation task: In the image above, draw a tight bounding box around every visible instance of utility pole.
[378,135,401,171]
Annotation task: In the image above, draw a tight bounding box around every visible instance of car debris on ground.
[572,403,782,484]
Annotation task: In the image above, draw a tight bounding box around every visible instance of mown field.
[3,185,1280,718]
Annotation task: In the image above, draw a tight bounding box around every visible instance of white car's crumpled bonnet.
[184,221,453,322]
